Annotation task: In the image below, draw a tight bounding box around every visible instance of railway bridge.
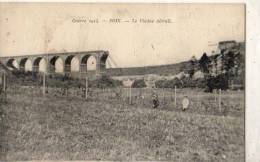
[0,50,109,77]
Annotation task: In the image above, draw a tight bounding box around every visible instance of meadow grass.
[0,90,244,161]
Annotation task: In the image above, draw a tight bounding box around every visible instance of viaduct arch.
[0,50,109,77]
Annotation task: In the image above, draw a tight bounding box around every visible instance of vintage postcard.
[0,3,245,161]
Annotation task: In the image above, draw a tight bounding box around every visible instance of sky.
[0,3,245,69]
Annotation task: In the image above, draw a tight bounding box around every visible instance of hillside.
[105,61,189,77]
[105,41,245,78]
[0,41,245,89]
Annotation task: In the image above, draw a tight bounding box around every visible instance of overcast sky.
[0,3,245,68]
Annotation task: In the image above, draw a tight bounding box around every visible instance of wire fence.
[0,72,244,116]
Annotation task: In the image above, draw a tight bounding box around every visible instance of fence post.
[124,87,127,103]
[197,91,200,107]
[43,72,46,96]
[214,89,217,103]
[174,86,177,107]
[219,89,222,113]
[85,76,88,100]
[163,88,165,105]
[3,72,6,93]
[231,80,234,100]
[129,86,132,104]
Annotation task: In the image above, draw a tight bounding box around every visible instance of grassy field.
[0,89,244,161]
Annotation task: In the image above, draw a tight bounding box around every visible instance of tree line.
[187,41,244,92]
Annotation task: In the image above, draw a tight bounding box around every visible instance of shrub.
[89,75,122,88]
[194,78,207,88]
[131,79,146,88]
[155,78,182,88]
[9,70,123,89]
[205,74,229,92]
[9,70,39,86]
[155,79,167,88]
[181,77,194,88]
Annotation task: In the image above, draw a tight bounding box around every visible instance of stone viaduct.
[0,50,109,76]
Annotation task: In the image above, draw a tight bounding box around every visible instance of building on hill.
[208,40,244,81]
[218,40,237,52]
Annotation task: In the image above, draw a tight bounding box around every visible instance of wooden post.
[85,76,88,100]
[171,89,173,100]
[174,86,177,107]
[3,72,6,93]
[163,88,165,105]
[219,89,222,112]
[129,86,132,104]
[214,89,217,103]
[231,80,234,100]
[124,87,127,103]
[43,72,46,96]
[197,92,199,107]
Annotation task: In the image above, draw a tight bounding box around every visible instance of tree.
[188,56,197,78]
[199,53,211,74]
[222,51,236,77]
[205,74,229,92]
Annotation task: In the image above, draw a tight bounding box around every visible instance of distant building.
[218,40,237,52]
[208,40,242,76]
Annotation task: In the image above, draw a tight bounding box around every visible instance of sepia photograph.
[0,3,245,161]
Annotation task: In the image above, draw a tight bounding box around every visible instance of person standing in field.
[152,91,159,108]
[182,96,190,111]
